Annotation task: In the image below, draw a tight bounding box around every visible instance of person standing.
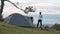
[37,12,43,29]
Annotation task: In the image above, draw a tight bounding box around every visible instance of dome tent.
[4,13,34,28]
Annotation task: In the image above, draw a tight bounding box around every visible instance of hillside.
[0,22,60,34]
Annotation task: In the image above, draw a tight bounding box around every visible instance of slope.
[0,22,60,34]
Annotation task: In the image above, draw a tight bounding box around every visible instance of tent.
[4,13,34,27]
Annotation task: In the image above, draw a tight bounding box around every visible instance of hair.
[30,17,33,19]
[39,12,42,15]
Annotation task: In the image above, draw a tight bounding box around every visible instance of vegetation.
[0,0,8,21]
[51,23,60,30]
[24,6,36,14]
[0,22,60,34]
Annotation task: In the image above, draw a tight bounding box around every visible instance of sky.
[0,0,60,18]
[2,0,60,14]
[0,0,60,24]
[10,0,60,3]
[0,0,59,18]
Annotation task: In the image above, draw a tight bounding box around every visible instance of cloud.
[10,0,60,4]
[10,0,34,3]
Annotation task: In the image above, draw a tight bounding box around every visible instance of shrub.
[51,23,60,30]
[43,25,50,30]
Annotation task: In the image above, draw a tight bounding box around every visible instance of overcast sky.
[0,0,60,24]
[10,0,60,3]
[1,0,60,18]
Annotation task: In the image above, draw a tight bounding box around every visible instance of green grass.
[0,22,60,34]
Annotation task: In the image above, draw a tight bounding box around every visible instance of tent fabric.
[4,13,34,27]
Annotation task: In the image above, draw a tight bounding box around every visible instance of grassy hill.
[0,22,60,34]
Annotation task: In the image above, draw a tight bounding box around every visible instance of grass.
[0,22,60,34]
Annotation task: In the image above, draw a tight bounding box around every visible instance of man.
[37,12,43,28]
[30,17,33,22]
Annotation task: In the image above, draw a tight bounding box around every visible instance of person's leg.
[37,20,40,28]
[40,20,42,29]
